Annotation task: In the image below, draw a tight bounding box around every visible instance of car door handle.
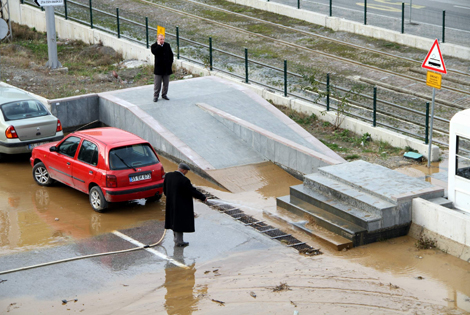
[67,162,70,165]
[89,171,93,174]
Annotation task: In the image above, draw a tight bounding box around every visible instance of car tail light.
[106,175,117,188]
[5,126,18,139]
[56,120,62,132]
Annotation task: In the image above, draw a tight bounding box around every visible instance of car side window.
[78,140,99,166]
[58,136,81,158]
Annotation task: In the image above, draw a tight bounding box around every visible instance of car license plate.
[28,142,47,150]
[129,173,151,182]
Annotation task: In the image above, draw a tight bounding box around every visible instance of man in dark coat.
[163,163,207,247]
[151,34,174,102]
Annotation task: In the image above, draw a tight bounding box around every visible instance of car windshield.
[1,100,49,121]
[109,143,159,170]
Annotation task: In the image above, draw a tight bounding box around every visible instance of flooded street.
[0,154,469,314]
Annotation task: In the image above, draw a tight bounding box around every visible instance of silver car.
[0,86,63,159]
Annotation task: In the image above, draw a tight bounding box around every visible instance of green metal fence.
[22,0,451,147]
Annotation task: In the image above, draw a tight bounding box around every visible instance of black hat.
[178,163,190,171]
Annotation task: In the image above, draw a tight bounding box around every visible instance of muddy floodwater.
[1,154,470,314]
[0,153,219,255]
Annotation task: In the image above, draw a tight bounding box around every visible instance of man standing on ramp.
[163,163,207,247]
[151,33,173,102]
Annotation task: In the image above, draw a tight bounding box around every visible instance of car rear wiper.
[112,152,137,171]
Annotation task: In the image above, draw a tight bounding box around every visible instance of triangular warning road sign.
[421,39,447,74]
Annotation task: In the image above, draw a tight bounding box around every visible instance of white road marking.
[454,6,470,10]
[112,230,189,269]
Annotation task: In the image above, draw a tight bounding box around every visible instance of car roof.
[75,127,148,146]
[0,86,36,104]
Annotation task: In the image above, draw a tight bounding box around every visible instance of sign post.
[34,0,64,69]
[421,39,447,168]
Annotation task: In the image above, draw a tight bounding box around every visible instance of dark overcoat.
[163,171,206,232]
[151,42,174,75]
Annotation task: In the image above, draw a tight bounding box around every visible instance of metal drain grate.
[275,235,301,245]
[252,223,276,232]
[238,216,259,225]
[218,204,236,211]
[292,243,322,255]
[198,189,322,256]
[263,229,287,238]
[225,209,244,217]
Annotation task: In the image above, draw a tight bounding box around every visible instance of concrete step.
[291,221,353,251]
[263,209,353,251]
[290,184,382,231]
[302,173,396,221]
[316,160,444,203]
[304,172,397,209]
[429,197,453,209]
[277,195,367,246]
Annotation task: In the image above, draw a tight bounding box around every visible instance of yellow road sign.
[157,26,165,37]
[426,71,442,89]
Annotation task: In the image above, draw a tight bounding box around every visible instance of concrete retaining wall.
[411,198,470,262]
[197,103,340,175]
[227,0,470,60]
[49,93,100,130]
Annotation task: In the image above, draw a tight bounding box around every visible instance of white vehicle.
[448,109,470,213]
[0,86,63,160]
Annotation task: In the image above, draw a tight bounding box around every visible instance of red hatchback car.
[30,127,165,212]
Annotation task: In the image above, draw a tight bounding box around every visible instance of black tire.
[33,162,54,186]
[89,186,108,213]
[146,193,162,203]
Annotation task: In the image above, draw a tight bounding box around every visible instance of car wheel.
[33,162,54,186]
[89,186,108,213]
[146,193,162,203]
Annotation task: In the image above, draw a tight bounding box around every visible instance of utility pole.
[34,0,64,69]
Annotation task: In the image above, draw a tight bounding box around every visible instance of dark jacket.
[163,171,206,232]
[151,42,174,75]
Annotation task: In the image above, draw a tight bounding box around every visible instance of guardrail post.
[176,26,180,59]
[401,3,405,34]
[245,48,249,83]
[373,86,377,127]
[145,17,149,48]
[442,10,446,43]
[284,60,287,97]
[297,0,300,9]
[329,0,332,16]
[89,0,93,29]
[364,0,367,25]
[64,0,68,20]
[209,37,213,71]
[425,102,430,144]
[326,73,330,111]
[116,8,120,38]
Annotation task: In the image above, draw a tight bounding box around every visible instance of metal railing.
[22,0,454,147]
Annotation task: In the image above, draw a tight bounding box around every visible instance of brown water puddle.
[395,158,449,191]
[2,155,470,313]
[202,161,470,313]
[0,154,218,255]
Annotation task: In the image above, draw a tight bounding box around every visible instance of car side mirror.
[49,146,57,152]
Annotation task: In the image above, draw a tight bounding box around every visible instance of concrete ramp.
[51,76,345,189]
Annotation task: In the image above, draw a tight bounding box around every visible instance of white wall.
[412,198,470,262]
